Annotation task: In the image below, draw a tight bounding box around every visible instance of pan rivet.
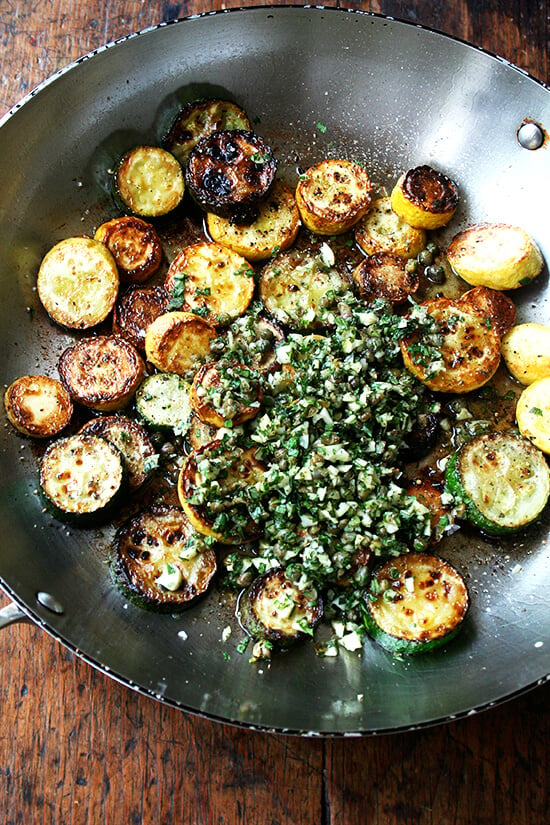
[36,591,64,615]
[517,121,545,150]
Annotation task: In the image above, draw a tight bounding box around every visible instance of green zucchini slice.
[112,506,217,611]
[135,373,192,435]
[39,434,126,523]
[162,98,250,165]
[363,553,469,655]
[445,430,550,535]
[238,568,323,648]
[78,414,156,492]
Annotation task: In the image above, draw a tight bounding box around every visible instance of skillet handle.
[0,602,32,629]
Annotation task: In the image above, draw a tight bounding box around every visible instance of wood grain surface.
[1,1,549,824]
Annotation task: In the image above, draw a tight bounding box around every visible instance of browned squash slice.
[295,159,372,235]
[400,297,501,393]
[164,241,255,326]
[112,506,217,612]
[185,129,277,222]
[353,252,419,303]
[58,335,146,411]
[144,310,217,377]
[95,216,163,283]
[190,361,263,427]
[4,375,73,437]
[112,284,169,352]
[390,165,459,229]
[178,441,265,544]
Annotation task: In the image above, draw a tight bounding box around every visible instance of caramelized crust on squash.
[95,216,163,283]
[58,335,146,411]
[4,375,73,438]
[112,285,169,352]
[295,159,372,235]
[206,181,300,261]
[458,286,516,340]
[144,310,217,376]
[400,297,501,393]
[353,252,419,303]
[390,165,458,229]
[164,241,255,326]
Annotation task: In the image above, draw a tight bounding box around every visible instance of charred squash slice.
[363,553,469,654]
[144,310,217,377]
[112,285,169,352]
[238,568,323,648]
[112,506,217,611]
[390,165,459,229]
[185,129,277,223]
[162,98,250,165]
[206,180,300,261]
[353,252,419,303]
[94,216,163,284]
[355,196,426,258]
[444,430,550,535]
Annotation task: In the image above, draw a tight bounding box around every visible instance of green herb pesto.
[188,293,442,628]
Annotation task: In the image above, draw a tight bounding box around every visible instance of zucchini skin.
[135,372,192,434]
[363,553,469,655]
[112,505,217,612]
[39,434,127,525]
[78,414,156,493]
[444,431,550,536]
[238,568,323,648]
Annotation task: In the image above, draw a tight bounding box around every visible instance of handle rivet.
[517,121,545,150]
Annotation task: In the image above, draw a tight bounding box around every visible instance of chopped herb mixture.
[189,291,443,628]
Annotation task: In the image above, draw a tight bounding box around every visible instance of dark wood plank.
[325,682,550,824]
[0,608,324,824]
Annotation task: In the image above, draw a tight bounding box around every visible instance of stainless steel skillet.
[0,6,549,735]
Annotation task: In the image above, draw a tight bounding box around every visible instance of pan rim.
[0,4,549,736]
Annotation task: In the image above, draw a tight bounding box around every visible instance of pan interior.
[0,7,549,734]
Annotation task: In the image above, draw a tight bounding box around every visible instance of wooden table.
[0,1,548,823]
